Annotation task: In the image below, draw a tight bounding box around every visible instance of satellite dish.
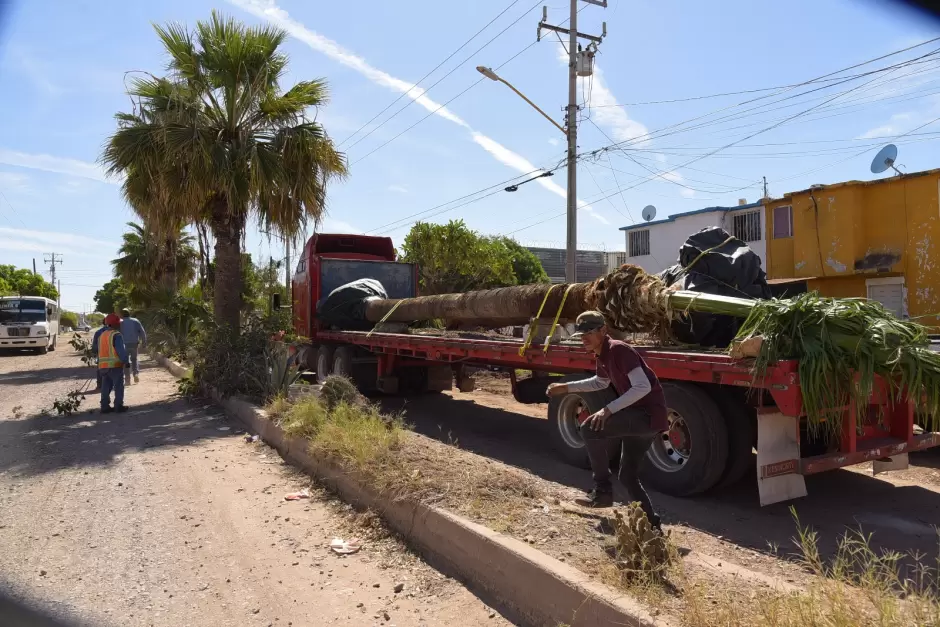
[641,205,657,222]
[870,144,902,175]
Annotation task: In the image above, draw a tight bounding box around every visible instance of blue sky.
[0,0,938,311]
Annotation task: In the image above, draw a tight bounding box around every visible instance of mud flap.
[756,410,807,506]
[873,453,909,476]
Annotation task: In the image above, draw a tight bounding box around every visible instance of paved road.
[0,344,512,627]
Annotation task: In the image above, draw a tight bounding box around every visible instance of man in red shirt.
[547,311,668,529]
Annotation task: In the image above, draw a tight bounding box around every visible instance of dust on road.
[0,344,512,627]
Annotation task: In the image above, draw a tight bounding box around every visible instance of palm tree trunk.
[209,194,244,331]
[162,235,178,293]
[364,283,596,327]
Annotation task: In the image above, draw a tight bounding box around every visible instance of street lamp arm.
[498,78,567,136]
[476,66,566,136]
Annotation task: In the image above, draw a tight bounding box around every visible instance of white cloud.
[388,185,408,194]
[471,133,608,224]
[583,68,649,145]
[319,217,362,234]
[0,227,118,257]
[229,0,604,227]
[555,45,648,146]
[548,137,560,146]
[0,149,113,184]
[0,171,31,193]
[680,189,696,199]
[661,170,684,184]
[229,0,469,129]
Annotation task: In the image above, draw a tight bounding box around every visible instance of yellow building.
[764,168,940,328]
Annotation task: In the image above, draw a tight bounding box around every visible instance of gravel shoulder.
[0,344,511,627]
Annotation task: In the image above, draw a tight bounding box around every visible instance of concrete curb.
[149,351,673,627]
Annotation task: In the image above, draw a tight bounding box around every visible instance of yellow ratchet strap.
[366,299,404,337]
[519,285,557,356]
[542,283,575,353]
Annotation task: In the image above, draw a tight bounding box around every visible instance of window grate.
[731,210,762,242]
[628,230,650,257]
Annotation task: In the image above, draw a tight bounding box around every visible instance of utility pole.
[763,176,769,199]
[43,253,63,289]
[32,258,37,275]
[539,1,607,283]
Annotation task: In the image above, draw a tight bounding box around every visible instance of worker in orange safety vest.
[95,313,130,413]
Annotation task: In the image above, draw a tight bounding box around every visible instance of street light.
[476,66,566,136]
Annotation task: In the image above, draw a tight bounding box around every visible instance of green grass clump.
[273,393,404,476]
[320,375,363,410]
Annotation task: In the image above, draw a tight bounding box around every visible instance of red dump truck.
[291,233,940,505]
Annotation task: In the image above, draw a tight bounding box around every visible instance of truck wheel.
[38,343,48,355]
[332,346,354,378]
[640,381,729,496]
[547,375,618,469]
[315,345,334,384]
[707,387,756,489]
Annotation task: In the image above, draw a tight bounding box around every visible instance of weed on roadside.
[679,508,940,627]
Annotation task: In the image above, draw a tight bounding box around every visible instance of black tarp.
[659,227,771,348]
[316,278,387,330]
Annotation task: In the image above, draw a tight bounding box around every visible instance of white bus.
[0,296,60,354]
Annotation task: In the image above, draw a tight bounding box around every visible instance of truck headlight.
[36,329,47,336]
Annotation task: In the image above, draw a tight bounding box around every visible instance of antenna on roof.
[641,205,657,222]
[870,144,903,176]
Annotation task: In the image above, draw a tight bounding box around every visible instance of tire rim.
[647,409,691,472]
[557,394,587,450]
[316,351,330,384]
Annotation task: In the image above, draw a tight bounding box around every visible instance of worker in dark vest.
[96,313,130,413]
[547,311,668,530]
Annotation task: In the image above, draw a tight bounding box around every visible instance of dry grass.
[264,393,940,627]
[675,509,940,627]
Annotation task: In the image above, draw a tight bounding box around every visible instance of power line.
[339,0,526,149]
[590,43,940,107]
[584,39,940,155]
[345,0,542,155]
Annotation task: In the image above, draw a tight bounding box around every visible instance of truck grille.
[7,328,29,337]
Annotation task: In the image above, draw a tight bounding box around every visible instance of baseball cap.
[574,311,606,333]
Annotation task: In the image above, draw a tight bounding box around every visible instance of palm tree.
[101,12,347,331]
[112,221,197,293]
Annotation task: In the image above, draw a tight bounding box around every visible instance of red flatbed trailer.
[293,233,940,505]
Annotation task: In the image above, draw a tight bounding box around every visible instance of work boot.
[100,406,113,414]
[133,374,139,384]
[575,487,614,508]
[115,405,129,413]
[125,374,132,385]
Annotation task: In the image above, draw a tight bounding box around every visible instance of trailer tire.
[707,387,756,489]
[315,345,334,384]
[332,346,354,378]
[547,375,620,470]
[640,381,729,496]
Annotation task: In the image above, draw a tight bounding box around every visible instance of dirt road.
[0,344,512,627]
[387,374,940,570]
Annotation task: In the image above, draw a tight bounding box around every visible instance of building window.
[731,210,762,242]
[773,205,793,238]
[628,230,650,257]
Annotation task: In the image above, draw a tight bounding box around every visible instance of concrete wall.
[623,207,767,276]
[765,170,940,327]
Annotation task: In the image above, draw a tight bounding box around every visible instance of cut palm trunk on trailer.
[363,264,940,438]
